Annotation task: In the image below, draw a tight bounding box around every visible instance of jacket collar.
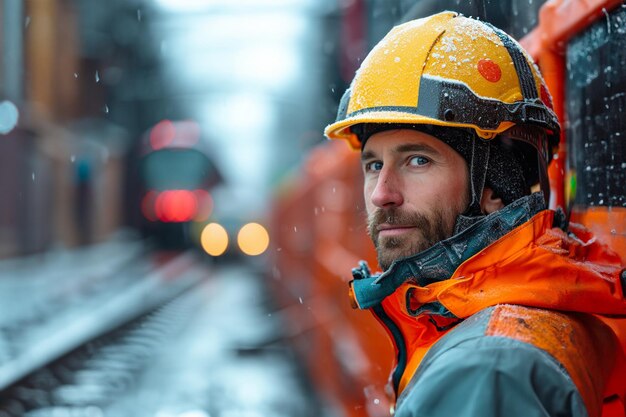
[351,193,548,309]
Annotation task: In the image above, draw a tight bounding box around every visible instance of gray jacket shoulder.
[395,306,588,417]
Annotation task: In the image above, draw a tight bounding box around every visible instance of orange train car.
[138,119,222,249]
[271,1,626,416]
[520,0,626,263]
[272,141,393,417]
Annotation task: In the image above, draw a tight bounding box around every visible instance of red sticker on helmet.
[477,59,502,82]
[540,84,554,110]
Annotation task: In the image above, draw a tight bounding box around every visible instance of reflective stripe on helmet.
[343,75,559,135]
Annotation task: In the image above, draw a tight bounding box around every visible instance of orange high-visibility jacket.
[349,194,626,417]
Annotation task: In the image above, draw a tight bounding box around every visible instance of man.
[324,11,626,417]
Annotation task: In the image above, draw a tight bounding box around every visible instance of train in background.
[138,119,221,248]
[271,1,626,416]
[138,119,270,259]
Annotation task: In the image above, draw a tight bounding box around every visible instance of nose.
[369,167,404,209]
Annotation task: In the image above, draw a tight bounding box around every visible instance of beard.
[367,207,453,271]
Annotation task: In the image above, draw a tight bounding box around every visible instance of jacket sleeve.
[394,335,589,417]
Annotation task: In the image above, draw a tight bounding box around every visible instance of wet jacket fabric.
[349,193,626,417]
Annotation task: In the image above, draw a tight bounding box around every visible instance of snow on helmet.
[324,11,560,214]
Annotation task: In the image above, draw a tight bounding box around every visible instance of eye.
[408,155,430,166]
[364,161,383,172]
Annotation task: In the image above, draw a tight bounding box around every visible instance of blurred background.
[2,0,625,416]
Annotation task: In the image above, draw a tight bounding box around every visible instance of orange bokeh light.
[201,223,229,256]
[237,222,270,256]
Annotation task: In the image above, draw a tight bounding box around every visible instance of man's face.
[361,129,470,270]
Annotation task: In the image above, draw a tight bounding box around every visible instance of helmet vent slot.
[444,109,455,121]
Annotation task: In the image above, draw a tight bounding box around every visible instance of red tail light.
[142,189,213,223]
[155,190,197,222]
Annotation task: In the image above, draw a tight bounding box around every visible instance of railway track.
[0,292,198,417]
[0,241,325,417]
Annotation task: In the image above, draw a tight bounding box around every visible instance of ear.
[480,187,505,214]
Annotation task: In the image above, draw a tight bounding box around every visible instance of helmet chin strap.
[537,141,551,208]
[453,137,491,234]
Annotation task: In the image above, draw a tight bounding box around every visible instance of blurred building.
[0,0,145,257]
[0,0,343,258]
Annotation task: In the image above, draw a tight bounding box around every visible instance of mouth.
[376,224,417,238]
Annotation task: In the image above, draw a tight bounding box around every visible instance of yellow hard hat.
[324,11,559,152]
